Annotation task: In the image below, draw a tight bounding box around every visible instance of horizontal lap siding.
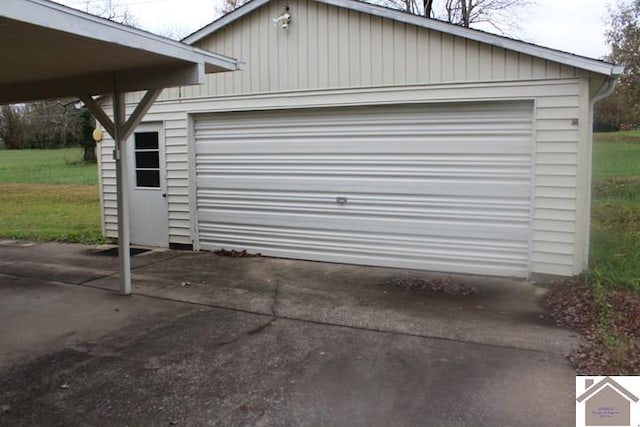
[164,117,191,244]
[100,81,583,274]
[98,109,191,244]
[532,92,581,275]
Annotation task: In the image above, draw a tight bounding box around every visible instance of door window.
[134,131,160,188]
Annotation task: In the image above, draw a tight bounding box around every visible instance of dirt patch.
[543,277,640,375]
[214,249,261,258]
[383,276,481,296]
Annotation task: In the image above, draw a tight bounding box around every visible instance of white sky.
[53,0,612,59]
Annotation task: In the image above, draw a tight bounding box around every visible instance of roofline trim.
[183,0,622,76]
[183,0,271,44]
[7,0,239,73]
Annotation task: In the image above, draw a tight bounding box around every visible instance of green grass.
[591,132,640,289]
[0,148,97,185]
[0,148,102,244]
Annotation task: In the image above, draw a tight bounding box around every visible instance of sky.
[53,0,612,60]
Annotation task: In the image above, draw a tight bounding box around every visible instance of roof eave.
[7,0,239,73]
[183,0,271,44]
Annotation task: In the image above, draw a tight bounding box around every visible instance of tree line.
[0,0,638,156]
[0,101,96,162]
[595,0,640,131]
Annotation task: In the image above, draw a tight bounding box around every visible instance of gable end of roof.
[183,0,622,77]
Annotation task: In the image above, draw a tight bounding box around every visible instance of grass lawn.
[0,147,97,185]
[591,131,640,290]
[544,130,640,375]
[0,148,102,244]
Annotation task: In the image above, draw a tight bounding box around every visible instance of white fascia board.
[329,0,621,76]
[184,0,621,77]
[182,0,271,44]
[378,4,621,77]
[5,0,239,73]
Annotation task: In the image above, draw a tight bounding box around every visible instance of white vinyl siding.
[96,0,594,277]
[98,80,584,275]
[98,80,584,276]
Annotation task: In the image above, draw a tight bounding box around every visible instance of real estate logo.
[576,376,640,427]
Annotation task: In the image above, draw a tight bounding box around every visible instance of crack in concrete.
[270,281,281,319]
[213,318,276,349]
[209,281,283,350]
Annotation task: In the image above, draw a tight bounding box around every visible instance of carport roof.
[0,0,239,296]
[0,0,239,104]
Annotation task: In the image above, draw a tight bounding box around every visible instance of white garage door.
[194,102,533,277]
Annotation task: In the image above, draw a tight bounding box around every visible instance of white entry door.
[128,123,169,247]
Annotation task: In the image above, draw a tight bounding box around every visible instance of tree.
[378,0,529,33]
[0,105,25,149]
[595,0,640,130]
[443,0,527,32]
[79,109,97,163]
[84,0,138,27]
[217,0,252,15]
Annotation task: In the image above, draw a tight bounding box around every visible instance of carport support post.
[113,91,132,296]
[81,88,162,296]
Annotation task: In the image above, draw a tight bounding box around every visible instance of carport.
[0,0,238,294]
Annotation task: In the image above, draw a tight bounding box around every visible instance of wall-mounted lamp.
[92,128,103,143]
[273,5,291,29]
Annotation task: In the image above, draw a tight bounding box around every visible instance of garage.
[98,0,622,278]
[194,101,533,277]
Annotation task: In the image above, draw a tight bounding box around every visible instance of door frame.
[127,121,169,247]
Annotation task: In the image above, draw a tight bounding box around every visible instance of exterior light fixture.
[273,5,291,29]
[92,128,103,143]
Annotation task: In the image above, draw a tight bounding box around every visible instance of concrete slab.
[89,250,575,354]
[0,273,197,368]
[0,241,578,426]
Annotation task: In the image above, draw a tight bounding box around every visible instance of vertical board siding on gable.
[181,0,579,98]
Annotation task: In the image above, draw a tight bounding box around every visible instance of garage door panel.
[198,225,528,277]
[197,194,530,220]
[196,139,532,155]
[201,223,529,252]
[197,177,530,198]
[194,102,533,277]
[199,209,530,241]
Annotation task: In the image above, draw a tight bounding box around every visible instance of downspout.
[582,75,619,271]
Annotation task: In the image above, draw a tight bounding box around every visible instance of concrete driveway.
[0,241,577,426]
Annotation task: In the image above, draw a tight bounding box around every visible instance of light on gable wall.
[273,5,291,29]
